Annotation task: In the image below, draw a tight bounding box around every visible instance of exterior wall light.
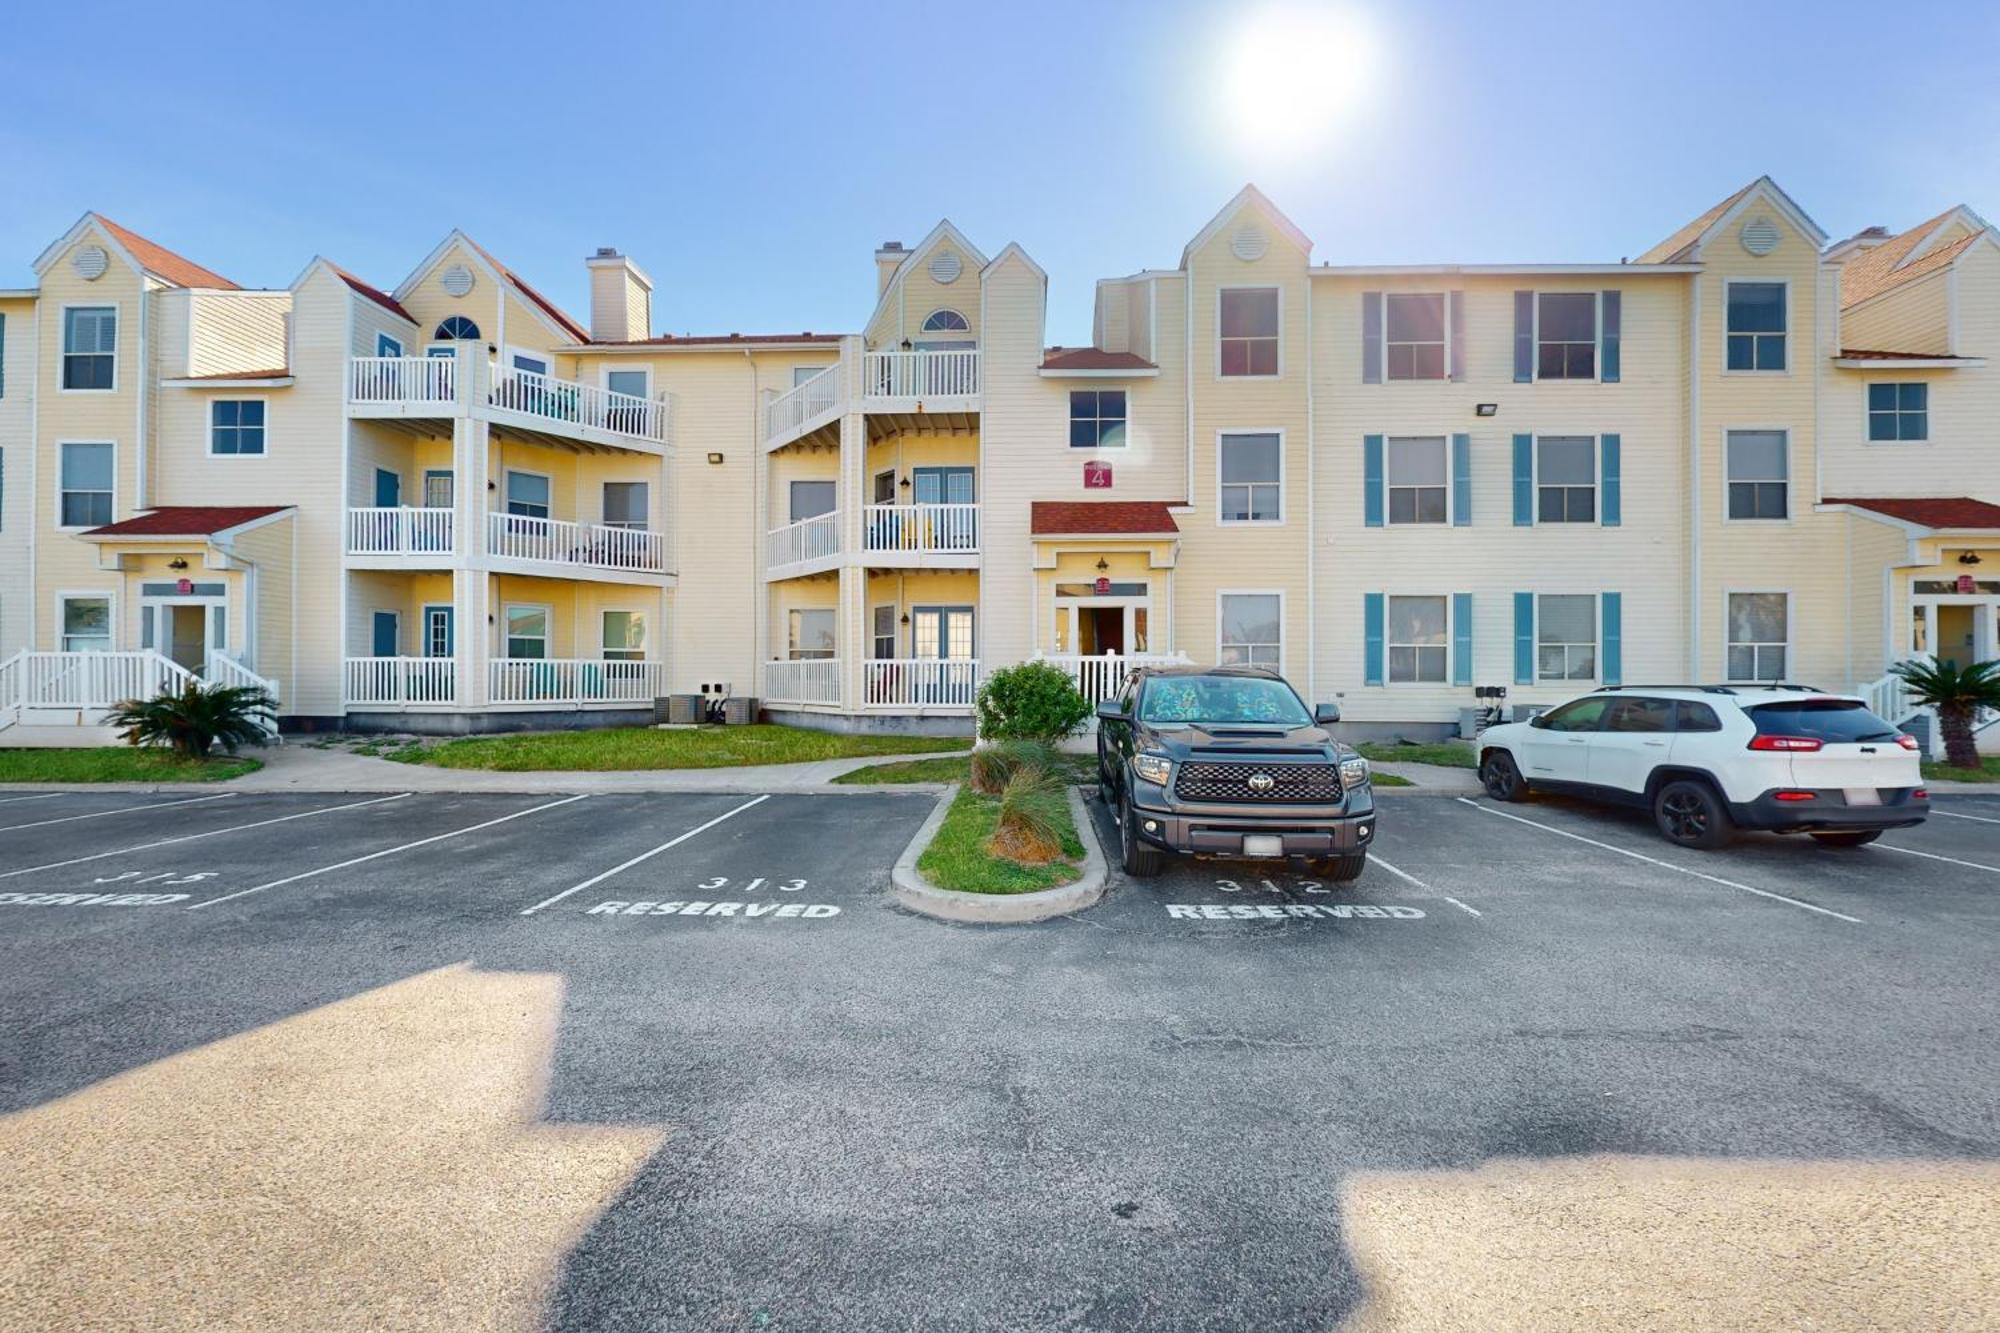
[1475,403,1498,417]
[707,452,725,465]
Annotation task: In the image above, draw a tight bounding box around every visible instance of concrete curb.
[891,784,1110,925]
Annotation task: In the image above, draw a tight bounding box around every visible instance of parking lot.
[3,782,1997,1329]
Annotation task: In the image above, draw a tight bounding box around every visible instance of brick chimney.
[875,241,907,297]
[586,247,653,342]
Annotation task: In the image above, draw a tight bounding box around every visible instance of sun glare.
[1223,5,1376,156]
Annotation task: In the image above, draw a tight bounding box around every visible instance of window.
[1725,430,1788,520]
[602,482,648,529]
[1536,436,1596,523]
[1537,293,1597,379]
[1387,596,1448,683]
[1725,282,1785,371]
[921,309,969,332]
[1604,697,1674,733]
[1219,592,1281,669]
[505,471,550,519]
[1386,436,1447,524]
[376,333,403,357]
[1069,390,1127,448]
[602,611,646,661]
[1537,594,1598,681]
[873,470,896,504]
[209,400,266,456]
[605,369,649,399]
[63,307,117,390]
[789,480,836,522]
[793,365,826,388]
[788,608,835,660]
[61,596,111,653]
[60,442,113,527]
[872,605,897,660]
[1218,433,1282,522]
[433,316,481,341]
[1385,294,1446,380]
[1218,288,1279,376]
[1539,696,1609,732]
[422,606,454,658]
[1868,383,1928,441]
[504,606,548,660]
[1727,593,1788,682]
[1746,699,1905,744]
[1675,700,1722,732]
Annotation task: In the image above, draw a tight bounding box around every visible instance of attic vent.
[929,251,963,284]
[71,245,109,281]
[439,263,476,297]
[1740,218,1780,257]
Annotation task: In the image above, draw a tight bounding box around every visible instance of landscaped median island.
[371,723,965,773]
[0,748,262,784]
[916,751,1089,894]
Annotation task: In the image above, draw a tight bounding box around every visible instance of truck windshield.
[1138,676,1312,726]
[1746,700,1903,743]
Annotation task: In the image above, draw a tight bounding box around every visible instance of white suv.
[1477,686,1929,850]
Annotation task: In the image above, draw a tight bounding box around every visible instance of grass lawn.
[1923,756,2000,783]
[1370,772,1415,787]
[1355,740,1478,769]
[835,749,1097,786]
[917,784,1086,894]
[0,748,262,783]
[405,724,965,773]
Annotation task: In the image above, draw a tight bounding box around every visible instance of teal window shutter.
[1361,292,1382,383]
[1452,593,1473,686]
[1451,433,1471,526]
[1601,593,1623,684]
[1512,434,1534,526]
[1364,593,1385,685]
[1600,434,1621,526]
[1363,434,1384,527]
[1513,292,1534,382]
[1600,291,1621,382]
[1513,593,1535,684]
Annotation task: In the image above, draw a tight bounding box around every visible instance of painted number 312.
[695,877,809,893]
[93,870,218,886]
[1215,879,1327,895]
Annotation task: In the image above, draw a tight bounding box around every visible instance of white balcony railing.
[864,658,979,709]
[348,355,457,406]
[489,659,666,707]
[346,506,457,557]
[764,658,841,705]
[489,365,671,445]
[487,512,669,574]
[862,350,980,399]
[344,657,457,707]
[1038,652,1191,706]
[767,511,841,569]
[765,363,843,442]
[862,503,979,555]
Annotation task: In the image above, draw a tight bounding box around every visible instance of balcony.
[345,507,457,565]
[863,349,979,402]
[763,363,843,448]
[486,513,671,579]
[347,356,673,453]
[764,658,841,706]
[862,503,978,565]
[488,659,667,708]
[766,511,841,577]
[863,658,979,711]
[1039,652,1192,706]
[344,657,458,709]
[762,349,981,451]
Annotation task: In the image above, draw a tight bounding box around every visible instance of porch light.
[898,477,911,489]
[167,557,189,571]
[900,613,911,626]
[1475,403,1498,417]
[1095,558,1111,572]
[900,338,912,352]
[1958,551,1983,566]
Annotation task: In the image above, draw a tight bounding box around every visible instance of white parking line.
[1455,797,1863,924]
[1932,808,2000,826]
[0,792,236,833]
[520,794,772,916]
[0,794,413,880]
[1879,844,2000,878]
[192,795,591,911]
[1364,851,1481,916]
[0,793,65,807]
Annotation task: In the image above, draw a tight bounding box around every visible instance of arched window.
[920,309,969,332]
[433,315,481,341]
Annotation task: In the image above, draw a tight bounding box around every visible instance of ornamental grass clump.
[968,738,1062,795]
[986,763,1069,864]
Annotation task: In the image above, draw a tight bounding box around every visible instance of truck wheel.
[1810,830,1881,848]
[1118,791,1166,878]
[1480,750,1530,802]
[1314,851,1367,883]
[1654,779,1733,850]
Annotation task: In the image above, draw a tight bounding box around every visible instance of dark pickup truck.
[1094,665,1376,881]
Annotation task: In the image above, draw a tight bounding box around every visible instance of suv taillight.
[1895,734,1920,752]
[1748,734,1823,752]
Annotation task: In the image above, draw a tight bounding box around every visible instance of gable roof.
[34,213,237,289]
[81,505,292,539]
[1636,177,1827,264]
[1822,496,2000,531]
[323,260,414,323]
[461,235,590,343]
[864,219,990,340]
[1030,500,1181,536]
[1839,206,1994,309]
[392,230,588,345]
[1040,347,1156,371]
[1180,185,1312,270]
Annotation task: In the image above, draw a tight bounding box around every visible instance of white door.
[1588,696,1674,793]
[1519,695,1608,783]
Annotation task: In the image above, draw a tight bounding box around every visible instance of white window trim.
[599,607,648,661]
[505,346,552,377]
[1530,431,1602,527]
[788,605,838,660]
[870,602,898,660]
[602,365,652,399]
[375,332,404,358]
[599,479,650,530]
[1068,386,1130,450]
[59,301,120,395]
[504,466,554,518]
[1215,428,1287,528]
[1216,587,1287,677]
[56,439,116,532]
[1721,278,1792,377]
[1535,592,1603,686]
[908,604,977,660]
[207,396,270,460]
[1722,588,1794,684]
[1379,291,1451,385]
[1381,591,1454,688]
[919,309,971,334]
[1864,381,1931,446]
[1215,285,1283,381]
[1383,433,1452,527]
[1721,425,1794,526]
[1530,290,1604,385]
[502,602,553,660]
[55,589,118,653]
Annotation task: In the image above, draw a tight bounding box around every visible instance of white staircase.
[1859,665,2000,759]
[0,650,279,746]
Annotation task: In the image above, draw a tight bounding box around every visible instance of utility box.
[722,696,758,726]
[667,694,704,725]
[1458,707,1483,740]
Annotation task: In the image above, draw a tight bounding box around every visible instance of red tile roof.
[1030,501,1181,536]
[172,368,290,381]
[615,332,844,347]
[84,506,292,538]
[1836,348,1965,361]
[1635,182,1756,265]
[95,215,238,289]
[1040,347,1157,371]
[462,237,591,343]
[325,261,413,323]
[1840,208,1981,308]
[1824,496,2000,530]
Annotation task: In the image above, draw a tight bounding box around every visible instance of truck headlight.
[1132,752,1173,785]
[1339,756,1370,789]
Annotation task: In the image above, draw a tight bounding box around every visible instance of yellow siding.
[188,291,289,376]
[229,516,296,699]
[0,295,35,657]
[1840,270,1950,356]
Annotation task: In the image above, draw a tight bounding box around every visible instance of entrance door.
[374,468,401,508]
[421,606,455,659]
[1079,606,1125,655]
[371,612,400,658]
[168,605,208,673]
[1937,605,1976,672]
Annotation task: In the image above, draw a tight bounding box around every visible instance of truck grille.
[1174,761,1341,804]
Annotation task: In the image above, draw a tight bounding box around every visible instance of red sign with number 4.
[1084,461,1113,489]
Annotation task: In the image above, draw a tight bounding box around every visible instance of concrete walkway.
[1368,759,1484,796]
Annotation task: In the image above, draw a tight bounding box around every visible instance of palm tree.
[107,680,276,760]
[1888,657,2000,771]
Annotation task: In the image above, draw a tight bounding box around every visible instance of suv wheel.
[1480,750,1530,802]
[1118,790,1166,879]
[1810,830,1882,848]
[1654,779,1732,850]
[1312,852,1367,883]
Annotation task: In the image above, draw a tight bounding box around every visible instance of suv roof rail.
[1597,683,1827,695]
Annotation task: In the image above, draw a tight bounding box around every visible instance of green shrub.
[974,661,1092,742]
[968,738,1062,794]
[107,680,275,759]
[987,763,1069,863]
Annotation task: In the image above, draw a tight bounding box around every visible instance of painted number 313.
[93,870,217,886]
[695,877,809,893]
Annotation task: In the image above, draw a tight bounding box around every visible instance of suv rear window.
[1746,700,1903,743]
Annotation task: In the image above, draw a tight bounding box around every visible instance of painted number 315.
[695,877,809,893]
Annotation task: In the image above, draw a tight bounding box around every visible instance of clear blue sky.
[3,0,1995,345]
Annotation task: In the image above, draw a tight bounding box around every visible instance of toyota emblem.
[1247,772,1276,793]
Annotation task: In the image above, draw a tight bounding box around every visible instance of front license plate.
[1844,788,1882,807]
[1242,834,1285,858]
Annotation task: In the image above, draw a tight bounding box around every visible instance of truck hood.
[1139,722,1343,757]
